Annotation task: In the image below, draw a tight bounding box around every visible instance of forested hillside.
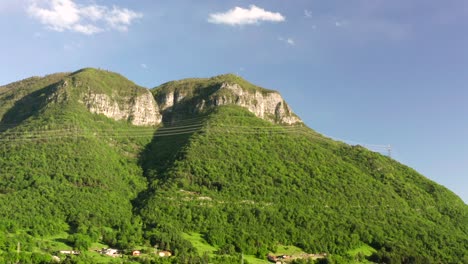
[139,106,468,263]
[0,69,466,263]
[0,69,155,263]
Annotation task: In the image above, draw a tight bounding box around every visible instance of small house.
[132,250,141,256]
[267,254,278,262]
[158,250,172,257]
[100,248,119,256]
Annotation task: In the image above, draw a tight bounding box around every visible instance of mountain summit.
[1,68,300,128]
[152,74,301,125]
[0,68,466,263]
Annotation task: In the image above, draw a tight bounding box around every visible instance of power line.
[328,137,392,157]
[0,116,393,157]
[0,127,297,142]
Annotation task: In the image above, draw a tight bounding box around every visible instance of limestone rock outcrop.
[154,82,302,125]
[74,74,301,126]
[209,83,301,125]
[81,90,161,126]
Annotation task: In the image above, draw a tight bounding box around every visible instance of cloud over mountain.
[27,0,142,35]
[208,5,285,26]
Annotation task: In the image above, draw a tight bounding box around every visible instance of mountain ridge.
[0,68,300,127]
[0,68,467,263]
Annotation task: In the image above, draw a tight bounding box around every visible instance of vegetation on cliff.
[0,69,467,263]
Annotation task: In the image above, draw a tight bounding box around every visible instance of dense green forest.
[0,69,467,263]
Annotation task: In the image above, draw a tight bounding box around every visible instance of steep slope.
[0,72,69,129]
[0,68,466,263]
[153,74,301,125]
[0,69,156,257]
[139,111,468,261]
[0,68,160,128]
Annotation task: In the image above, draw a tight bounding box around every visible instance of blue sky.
[1,0,467,203]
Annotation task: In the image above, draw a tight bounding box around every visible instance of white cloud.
[208,5,285,26]
[304,9,312,18]
[72,23,102,35]
[27,0,142,35]
[105,6,143,32]
[28,0,80,32]
[279,37,295,46]
[81,5,105,21]
[140,63,148,69]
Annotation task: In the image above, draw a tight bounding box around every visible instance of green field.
[182,232,272,263]
[243,254,270,264]
[273,245,305,255]
[182,232,218,256]
[347,244,376,257]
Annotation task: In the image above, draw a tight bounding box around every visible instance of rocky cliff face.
[81,90,161,126]
[157,90,186,112]
[154,82,302,125]
[3,69,301,127]
[210,83,301,125]
[73,75,301,126]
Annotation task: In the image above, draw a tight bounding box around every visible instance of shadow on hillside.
[0,82,60,132]
[133,110,208,209]
[54,238,74,248]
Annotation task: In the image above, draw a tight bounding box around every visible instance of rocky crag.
[13,69,303,127]
[153,74,302,125]
[81,90,161,126]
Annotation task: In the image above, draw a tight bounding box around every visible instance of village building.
[99,248,120,257]
[158,250,172,257]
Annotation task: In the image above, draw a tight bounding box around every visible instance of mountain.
[0,68,467,264]
[152,74,301,125]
